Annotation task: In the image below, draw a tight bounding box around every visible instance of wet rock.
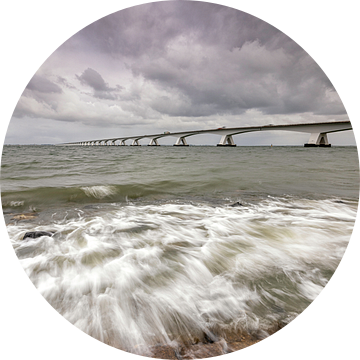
[23,231,55,240]
[150,345,179,360]
[230,202,243,207]
[11,213,39,221]
[260,320,288,336]
[203,331,218,344]
[145,333,261,359]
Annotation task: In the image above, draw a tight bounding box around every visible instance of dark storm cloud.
[26,74,62,94]
[76,67,123,100]
[129,37,338,117]
[64,2,183,57]
[67,2,289,57]
[60,1,341,118]
[11,0,348,142]
[76,68,115,92]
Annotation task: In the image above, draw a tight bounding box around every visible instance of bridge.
[61,120,352,147]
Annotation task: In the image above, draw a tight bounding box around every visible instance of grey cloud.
[10,1,350,144]
[54,1,344,119]
[26,74,62,94]
[63,2,181,57]
[93,90,118,100]
[76,68,115,91]
[131,38,340,118]
[76,67,122,100]
[57,76,77,89]
[16,75,70,119]
[61,2,290,58]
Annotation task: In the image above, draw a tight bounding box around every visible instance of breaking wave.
[81,185,117,199]
[7,197,356,355]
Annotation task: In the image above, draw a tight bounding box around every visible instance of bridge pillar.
[174,137,189,146]
[217,135,236,147]
[131,139,141,146]
[304,133,331,147]
[148,138,160,146]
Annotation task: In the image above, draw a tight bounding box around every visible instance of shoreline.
[122,322,287,359]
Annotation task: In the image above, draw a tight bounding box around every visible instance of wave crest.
[81,186,117,199]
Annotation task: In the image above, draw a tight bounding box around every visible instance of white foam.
[6,197,357,354]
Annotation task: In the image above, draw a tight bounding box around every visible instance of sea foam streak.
[8,197,356,354]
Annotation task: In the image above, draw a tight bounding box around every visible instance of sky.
[4,1,356,145]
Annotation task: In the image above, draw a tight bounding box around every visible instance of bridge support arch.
[131,139,141,146]
[217,134,236,147]
[174,137,189,146]
[304,133,331,147]
[148,138,160,146]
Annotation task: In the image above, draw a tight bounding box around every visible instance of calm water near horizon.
[1,145,359,355]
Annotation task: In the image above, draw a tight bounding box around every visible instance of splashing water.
[7,197,355,355]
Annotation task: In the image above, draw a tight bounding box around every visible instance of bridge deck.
[61,120,352,146]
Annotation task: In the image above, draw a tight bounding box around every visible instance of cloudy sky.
[5,0,355,145]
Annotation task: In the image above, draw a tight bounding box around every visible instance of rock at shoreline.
[11,213,39,221]
[23,231,55,240]
[230,202,243,207]
[150,338,258,359]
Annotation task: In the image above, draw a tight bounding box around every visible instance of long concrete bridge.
[62,120,352,147]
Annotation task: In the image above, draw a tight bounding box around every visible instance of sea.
[1,145,359,355]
